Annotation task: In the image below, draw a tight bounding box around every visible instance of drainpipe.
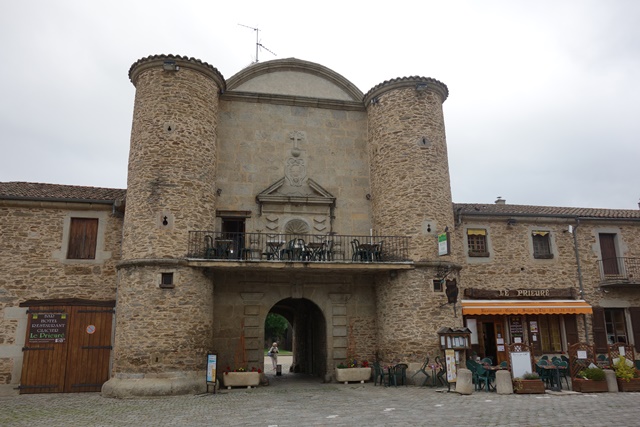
[571,218,589,343]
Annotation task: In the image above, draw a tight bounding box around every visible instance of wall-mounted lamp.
[216,188,222,196]
[416,83,428,92]
[365,193,371,200]
[507,218,517,226]
[163,60,180,71]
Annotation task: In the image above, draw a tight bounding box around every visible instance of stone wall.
[211,271,378,376]
[123,59,222,259]
[216,99,371,236]
[0,201,121,388]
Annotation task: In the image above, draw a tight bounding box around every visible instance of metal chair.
[204,235,217,259]
[394,363,408,386]
[412,356,432,386]
[351,239,368,261]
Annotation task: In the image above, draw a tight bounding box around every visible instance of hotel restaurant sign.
[464,287,578,300]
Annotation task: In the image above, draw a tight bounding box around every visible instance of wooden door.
[599,233,619,275]
[63,306,114,392]
[20,306,69,393]
[20,303,113,393]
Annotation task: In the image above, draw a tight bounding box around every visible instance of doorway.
[221,218,245,259]
[266,298,327,378]
[19,301,114,393]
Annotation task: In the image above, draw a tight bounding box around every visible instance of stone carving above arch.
[284,219,310,235]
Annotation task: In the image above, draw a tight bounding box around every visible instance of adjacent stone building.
[1,55,639,396]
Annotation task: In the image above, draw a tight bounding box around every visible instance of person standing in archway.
[268,342,279,371]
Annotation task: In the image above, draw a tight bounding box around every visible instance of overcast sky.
[2,1,638,209]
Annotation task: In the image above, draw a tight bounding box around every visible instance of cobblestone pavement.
[3,359,640,427]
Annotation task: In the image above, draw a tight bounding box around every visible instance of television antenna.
[238,23,276,63]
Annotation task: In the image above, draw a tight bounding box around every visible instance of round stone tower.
[364,77,460,362]
[103,55,225,397]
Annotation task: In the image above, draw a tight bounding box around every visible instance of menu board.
[509,316,524,341]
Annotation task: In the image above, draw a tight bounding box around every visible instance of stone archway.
[268,298,327,378]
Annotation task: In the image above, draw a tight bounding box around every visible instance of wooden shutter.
[564,315,579,348]
[67,218,98,259]
[592,307,608,353]
[599,233,619,275]
[629,307,640,353]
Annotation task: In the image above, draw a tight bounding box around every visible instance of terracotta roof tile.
[0,182,126,203]
[454,202,640,219]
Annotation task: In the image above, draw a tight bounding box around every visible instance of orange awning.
[461,299,593,315]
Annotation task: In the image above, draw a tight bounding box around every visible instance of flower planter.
[572,378,608,393]
[617,378,640,392]
[223,372,260,389]
[513,379,546,394]
[335,367,372,384]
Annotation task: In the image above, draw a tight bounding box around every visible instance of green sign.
[438,232,450,256]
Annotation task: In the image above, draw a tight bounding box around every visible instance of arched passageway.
[267,298,327,378]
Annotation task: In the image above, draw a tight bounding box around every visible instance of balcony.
[186,231,413,272]
[598,257,640,287]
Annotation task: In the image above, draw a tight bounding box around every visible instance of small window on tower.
[160,273,174,289]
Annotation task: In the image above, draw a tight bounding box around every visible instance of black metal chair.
[412,356,432,386]
[204,235,217,259]
[351,239,368,261]
[394,363,408,386]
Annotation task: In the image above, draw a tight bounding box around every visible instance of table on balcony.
[215,239,233,259]
[306,242,325,261]
[265,240,284,260]
[358,243,381,262]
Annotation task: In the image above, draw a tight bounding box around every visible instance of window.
[605,308,627,345]
[467,229,489,257]
[433,279,443,292]
[532,231,553,259]
[160,273,174,289]
[67,218,98,259]
[539,315,562,353]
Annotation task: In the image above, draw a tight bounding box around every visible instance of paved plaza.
[2,358,640,427]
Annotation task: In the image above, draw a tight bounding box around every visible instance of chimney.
[495,196,506,205]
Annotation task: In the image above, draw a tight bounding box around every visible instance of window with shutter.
[629,308,640,353]
[67,218,98,259]
[592,307,608,353]
[564,315,579,348]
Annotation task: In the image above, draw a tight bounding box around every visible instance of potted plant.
[613,359,640,392]
[222,366,262,389]
[335,358,372,384]
[572,367,608,393]
[513,372,546,394]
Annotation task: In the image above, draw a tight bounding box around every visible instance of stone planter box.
[335,367,372,384]
[617,378,640,392]
[223,372,260,389]
[572,378,608,393]
[513,379,546,394]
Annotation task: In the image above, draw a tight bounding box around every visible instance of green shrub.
[613,359,639,382]
[578,367,605,381]
[522,372,540,380]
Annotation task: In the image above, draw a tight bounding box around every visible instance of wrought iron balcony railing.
[187,231,410,263]
[597,257,640,284]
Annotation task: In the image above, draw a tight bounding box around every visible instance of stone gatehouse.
[1,55,639,397]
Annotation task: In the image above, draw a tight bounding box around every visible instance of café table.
[357,242,380,262]
[215,239,233,259]
[265,240,284,260]
[539,364,562,391]
[306,241,325,260]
